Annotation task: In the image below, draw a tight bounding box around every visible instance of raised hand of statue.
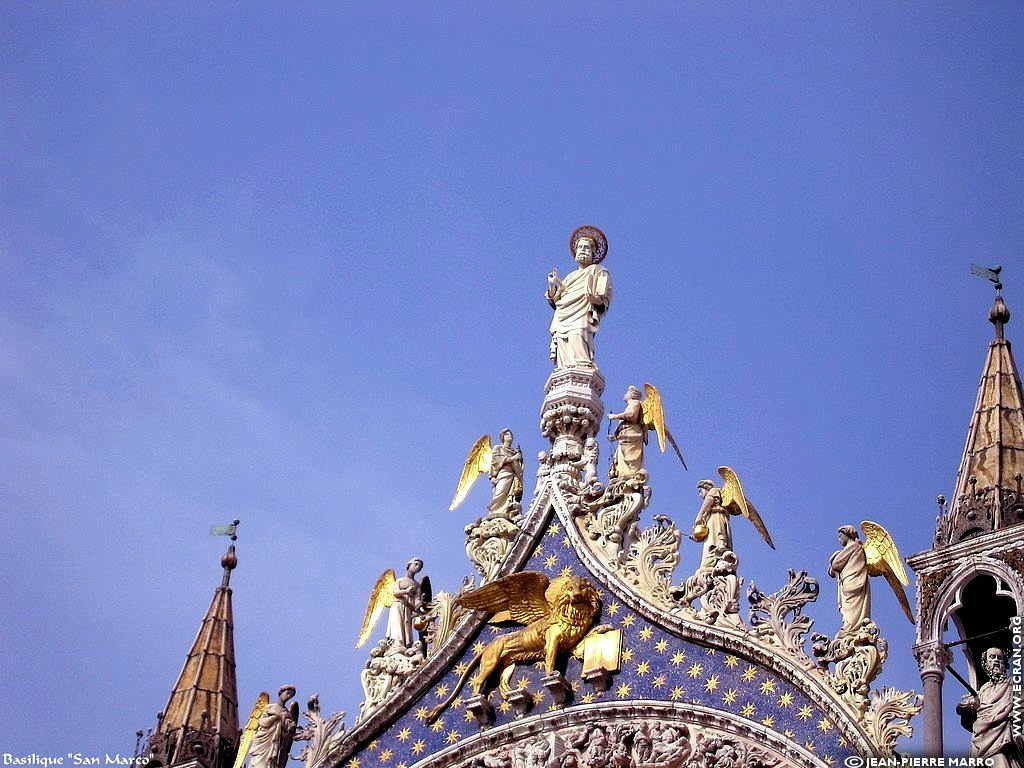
[547,268,562,296]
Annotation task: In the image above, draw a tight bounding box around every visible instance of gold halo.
[569,225,608,264]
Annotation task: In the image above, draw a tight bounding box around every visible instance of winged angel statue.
[234,687,298,768]
[828,521,914,634]
[356,559,432,653]
[608,383,687,479]
[692,466,774,570]
[427,571,610,721]
[449,429,524,515]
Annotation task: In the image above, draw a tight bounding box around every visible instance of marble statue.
[957,648,1024,767]
[827,521,913,634]
[546,226,612,369]
[386,558,430,652]
[450,431,524,516]
[487,429,524,514]
[356,559,432,655]
[249,685,299,768]
[828,526,870,635]
[608,383,686,480]
[691,468,773,573]
[608,387,647,478]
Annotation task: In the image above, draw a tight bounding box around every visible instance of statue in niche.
[356,558,432,656]
[608,383,687,480]
[957,647,1024,767]
[827,522,913,635]
[546,225,612,369]
[236,686,299,768]
[450,430,524,517]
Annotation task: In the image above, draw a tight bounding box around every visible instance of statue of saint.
[249,685,299,768]
[385,558,430,653]
[487,429,524,514]
[828,525,871,634]
[958,648,1024,767]
[546,226,612,369]
[608,387,647,479]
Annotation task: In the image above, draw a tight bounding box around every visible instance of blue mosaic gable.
[348,519,851,767]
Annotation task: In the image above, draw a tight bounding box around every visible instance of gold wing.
[718,466,775,549]
[356,569,397,648]
[861,520,908,583]
[232,691,270,768]
[456,571,551,626]
[449,435,493,511]
[861,520,914,624]
[641,383,668,453]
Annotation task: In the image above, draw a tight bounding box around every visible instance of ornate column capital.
[912,641,952,679]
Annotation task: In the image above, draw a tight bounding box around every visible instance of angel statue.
[234,686,299,768]
[356,558,432,655]
[546,225,612,369]
[449,430,524,516]
[828,522,914,634]
[608,384,687,480]
[691,467,774,571]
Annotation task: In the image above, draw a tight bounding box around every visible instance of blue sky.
[2,3,1022,758]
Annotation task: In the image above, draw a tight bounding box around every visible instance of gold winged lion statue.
[427,571,609,722]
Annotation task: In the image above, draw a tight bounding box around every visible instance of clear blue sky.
[2,2,1022,758]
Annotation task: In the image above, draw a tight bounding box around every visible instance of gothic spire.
[144,524,241,768]
[940,282,1024,544]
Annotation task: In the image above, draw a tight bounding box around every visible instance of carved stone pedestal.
[541,673,571,708]
[464,695,495,728]
[504,688,533,719]
[540,368,605,467]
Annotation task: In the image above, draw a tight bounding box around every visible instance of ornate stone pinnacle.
[540,367,605,468]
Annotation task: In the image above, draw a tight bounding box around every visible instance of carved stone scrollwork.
[811,619,887,718]
[747,570,819,667]
[356,641,424,723]
[671,546,743,628]
[423,584,473,655]
[580,472,650,560]
[861,687,924,758]
[466,515,522,582]
[294,698,347,768]
[615,514,681,609]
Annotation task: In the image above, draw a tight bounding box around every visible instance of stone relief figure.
[450,431,524,517]
[608,384,686,480]
[356,559,432,655]
[691,467,773,572]
[827,522,913,635]
[237,686,299,768]
[957,648,1024,767]
[546,225,612,369]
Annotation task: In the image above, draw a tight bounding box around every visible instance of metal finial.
[972,263,1003,292]
[210,520,240,587]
